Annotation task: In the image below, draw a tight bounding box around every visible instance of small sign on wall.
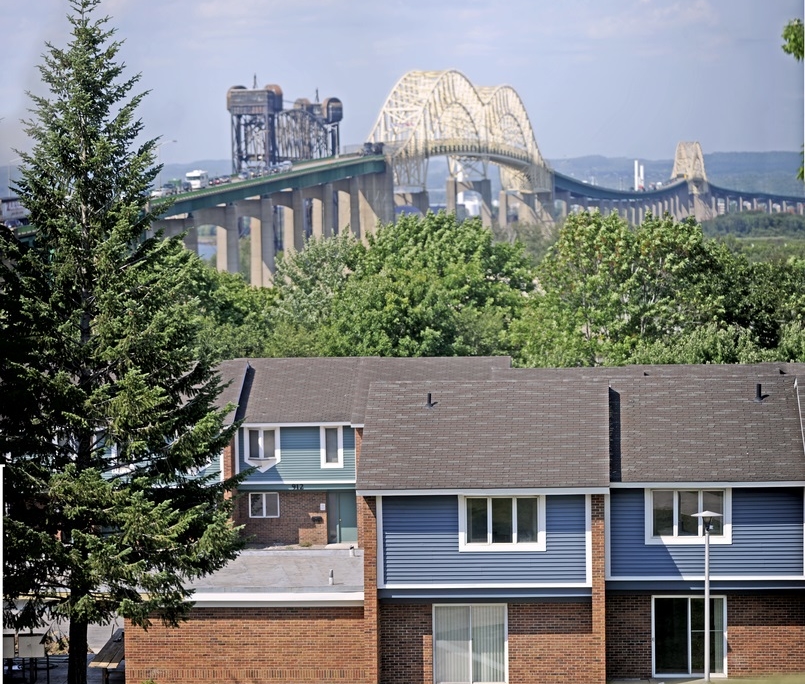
[320,503,326,511]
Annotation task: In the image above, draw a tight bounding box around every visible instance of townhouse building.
[125,359,805,684]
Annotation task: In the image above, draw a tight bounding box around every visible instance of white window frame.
[320,425,344,469]
[458,496,546,552]
[244,426,281,472]
[433,603,508,684]
[248,491,280,518]
[644,489,732,545]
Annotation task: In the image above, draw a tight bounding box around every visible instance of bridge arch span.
[368,69,551,194]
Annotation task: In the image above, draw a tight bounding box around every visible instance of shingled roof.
[215,356,512,425]
[357,379,610,491]
[611,374,805,483]
[214,358,250,426]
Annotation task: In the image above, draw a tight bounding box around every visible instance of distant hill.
[548,151,804,197]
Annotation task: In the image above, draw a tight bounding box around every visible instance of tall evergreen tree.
[0,3,244,683]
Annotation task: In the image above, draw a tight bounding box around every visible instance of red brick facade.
[606,594,653,679]
[125,607,373,683]
[606,592,805,680]
[233,490,329,546]
[727,593,805,677]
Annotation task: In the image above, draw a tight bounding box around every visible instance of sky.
[1,0,803,169]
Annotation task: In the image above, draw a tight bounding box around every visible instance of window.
[244,427,280,472]
[249,492,279,518]
[460,496,545,551]
[653,596,726,676]
[320,426,343,468]
[433,604,507,684]
[646,489,731,544]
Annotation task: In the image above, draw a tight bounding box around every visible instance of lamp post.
[156,139,177,190]
[692,510,722,682]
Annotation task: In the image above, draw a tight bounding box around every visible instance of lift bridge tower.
[227,82,343,175]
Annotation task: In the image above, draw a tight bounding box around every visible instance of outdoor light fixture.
[692,510,723,682]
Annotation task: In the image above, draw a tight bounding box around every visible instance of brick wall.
[590,494,606,683]
[357,426,380,683]
[125,607,373,683]
[606,592,805,680]
[234,490,328,546]
[379,604,432,684]
[606,594,653,679]
[727,593,805,677]
[379,602,602,684]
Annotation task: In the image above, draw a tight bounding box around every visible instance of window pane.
[467,498,488,543]
[655,597,690,673]
[249,493,263,517]
[434,606,470,684]
[471,605,506,683]
[516,498,538,543]
[678,490,699,536]
[702,491,723,535]
[264,492,279,517]
[248,429,260,459]
[653,491,674,536]
[491,499,512,544]
[264,429,275,459]
[325,428,339,463]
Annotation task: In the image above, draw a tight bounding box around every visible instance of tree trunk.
[68,619,88,684]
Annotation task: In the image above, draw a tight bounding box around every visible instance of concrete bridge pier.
[395,190,431,217]
[152,216,198,254]
[234,198,276,288]
[446,178,492,227]
[334,180,353,234]
[271,191,295,256]
[354,169,394,239]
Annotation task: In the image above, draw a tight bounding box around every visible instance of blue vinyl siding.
[197,454,221,481]
[381,495,587,586]
[238,426,356,484]
[609,487,804,577]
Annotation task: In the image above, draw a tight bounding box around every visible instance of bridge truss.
[367,70,552,194]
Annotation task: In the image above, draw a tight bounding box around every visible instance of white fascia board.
[241,422,348,428]
[610,481,805,489]
[357,487,610,497]
[239,480,357,486]
[379,582,591,590]
[606,574,805,582]
[189,591,364,608]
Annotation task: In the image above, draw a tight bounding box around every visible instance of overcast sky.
[2,0,803,167]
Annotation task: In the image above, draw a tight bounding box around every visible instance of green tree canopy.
[326,212,534,356]
[0,3,244,682]
[783,18,804,61]
[511,211,805,367]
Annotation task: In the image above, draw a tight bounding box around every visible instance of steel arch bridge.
[367,70,552,195]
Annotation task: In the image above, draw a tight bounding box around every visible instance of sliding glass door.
[654,596,725,676]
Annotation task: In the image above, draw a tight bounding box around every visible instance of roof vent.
[425,392,438,409]
[754,383,766,402]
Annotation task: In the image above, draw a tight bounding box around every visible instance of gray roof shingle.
[357,379,610,491]
[216,356,512,425]
[611,374,805,483]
